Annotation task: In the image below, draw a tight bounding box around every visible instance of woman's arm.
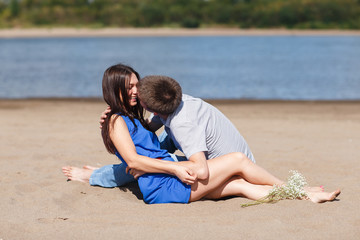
[109,116,196,184]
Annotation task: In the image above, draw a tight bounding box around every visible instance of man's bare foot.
[62,166,94,183]
[307,189,341,203]
[83,165,99,171]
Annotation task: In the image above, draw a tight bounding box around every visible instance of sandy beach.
[1,27,360,38]
[0,98,359,239]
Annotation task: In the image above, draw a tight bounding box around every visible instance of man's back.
[160,94,255,162]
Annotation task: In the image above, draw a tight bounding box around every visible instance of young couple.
[62,63,340,204]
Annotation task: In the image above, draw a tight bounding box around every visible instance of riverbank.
[0,98,359,239]
[1,27,360,38]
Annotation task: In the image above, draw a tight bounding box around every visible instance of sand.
[0,98,359,239]
[1,27,360,38]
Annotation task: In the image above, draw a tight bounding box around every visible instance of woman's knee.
[229,152,247,164]
[228,152,252,171]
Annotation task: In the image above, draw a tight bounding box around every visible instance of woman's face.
[127,73,139,107]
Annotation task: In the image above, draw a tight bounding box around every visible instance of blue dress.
[115,115,191,204]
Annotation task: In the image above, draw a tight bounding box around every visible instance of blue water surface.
[0,36,359,100]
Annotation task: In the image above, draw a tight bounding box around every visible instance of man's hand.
[99,106,111,129]
[126,166,146,179]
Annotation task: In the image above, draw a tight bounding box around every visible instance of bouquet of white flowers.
[241,170,308,207]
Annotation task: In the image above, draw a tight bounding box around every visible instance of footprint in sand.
[37,217,69,223]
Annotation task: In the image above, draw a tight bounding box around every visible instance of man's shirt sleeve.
[170,120,208,159]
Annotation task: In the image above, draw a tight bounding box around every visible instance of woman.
[63,63,340,204]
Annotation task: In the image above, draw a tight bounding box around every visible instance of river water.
[0,36,359,100]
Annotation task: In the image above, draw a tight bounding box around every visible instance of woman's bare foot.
[307,189,341,203]
[62,166,94,183]
[305,186,324,192]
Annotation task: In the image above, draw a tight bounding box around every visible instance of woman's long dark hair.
[101,63,148,154]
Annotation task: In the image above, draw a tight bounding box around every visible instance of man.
[65,75,255,187]
[137,75,255,180]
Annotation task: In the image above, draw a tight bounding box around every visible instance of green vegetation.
[0,0,359,29]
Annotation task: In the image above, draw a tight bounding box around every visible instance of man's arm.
[182,152,209,180]
[170,121,209,180]
[146,114,163,132]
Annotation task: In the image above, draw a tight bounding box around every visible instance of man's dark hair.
[138,75,182,115]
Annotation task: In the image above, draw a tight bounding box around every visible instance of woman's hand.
[126,167,145,179]
[99,106,111,129]
[174,165,197,185]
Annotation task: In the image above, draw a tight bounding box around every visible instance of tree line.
[1,0,359,29]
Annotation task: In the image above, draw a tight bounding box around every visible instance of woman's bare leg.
[205,176,273,200]
[189,152,283,201]
[233,154,283,186]
[204,176,340,203]
[188,152,340,203]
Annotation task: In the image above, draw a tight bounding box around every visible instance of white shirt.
[154,94,255,162]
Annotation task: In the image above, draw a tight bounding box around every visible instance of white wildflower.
[241,170,308,207]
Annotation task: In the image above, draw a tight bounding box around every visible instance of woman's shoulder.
[110,114,127,126]
[111,114,140,130]
[112,113,132,122]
